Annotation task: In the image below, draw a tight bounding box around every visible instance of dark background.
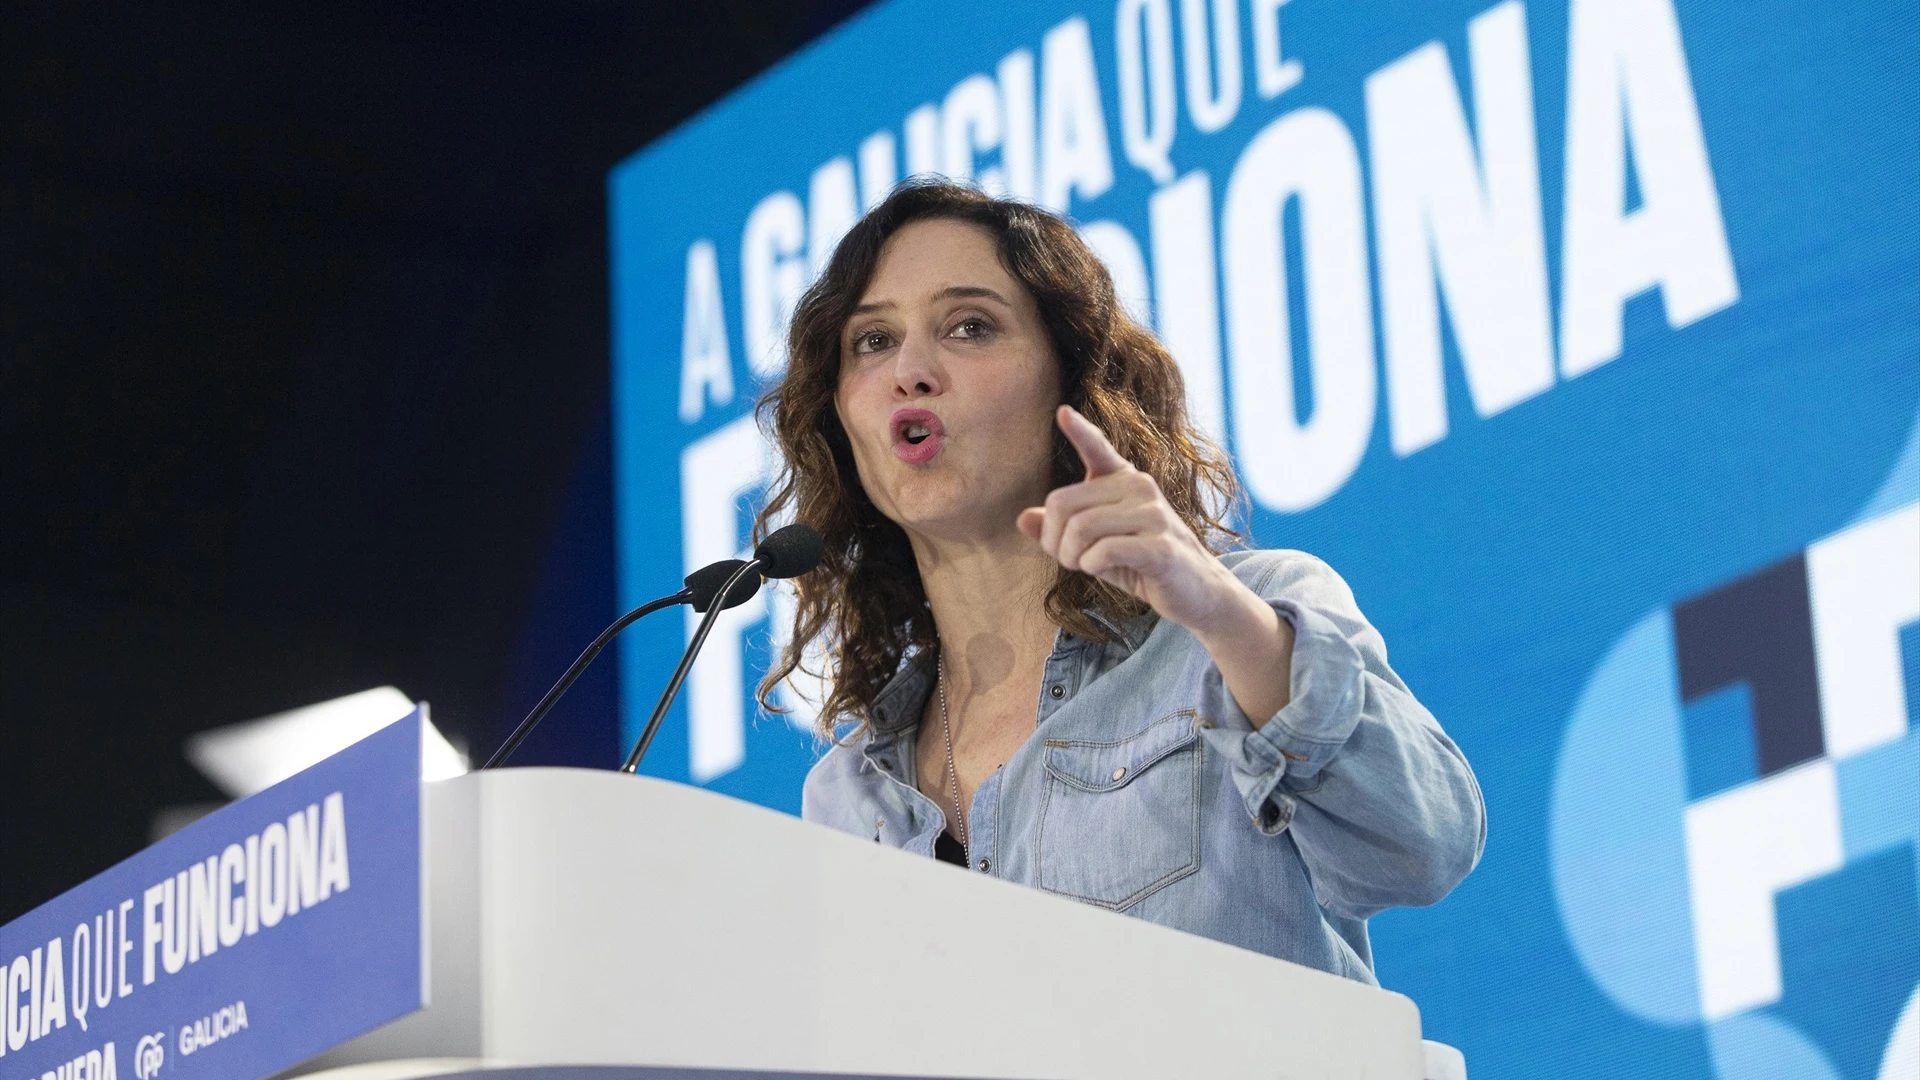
[0,0,870,923]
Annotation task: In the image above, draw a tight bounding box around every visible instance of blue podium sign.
[0,712,426,1080]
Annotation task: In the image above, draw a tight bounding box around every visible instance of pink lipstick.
[890,408,946,465]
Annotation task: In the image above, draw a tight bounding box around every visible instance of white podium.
[302,767,1441,1080]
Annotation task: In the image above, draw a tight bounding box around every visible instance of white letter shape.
[1180,0,1242,133]
[1367,1,1554,457]
[678,239,733,423]
[941,75,1006,195]
[1807,504,1920,760]
[1039,16,1116,212]
[1683,759,1843,1020]
[808,157,859,278]
[1150,170,1228,451]
[1116,0,1177,184]
[1251,0,1303,100]
[857,129,899,212]
[317,792,350,900]
[998,50,1038,201]
[1223,108,1376,513]
[903,104,940,179]
[679,414,774,782]
[740,191,807,378]
[1560,0,1738,378]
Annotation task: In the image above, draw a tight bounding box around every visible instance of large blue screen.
[607,1,1920,1074]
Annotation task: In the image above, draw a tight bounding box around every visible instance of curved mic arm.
[619,557,763,775]
[482,589,689,769]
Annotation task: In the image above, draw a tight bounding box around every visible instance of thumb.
[1016,507,1045,540]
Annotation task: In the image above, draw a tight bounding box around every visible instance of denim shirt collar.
[1085,605,1158,650]
[863,607,1159,740]
[867,651,934,737]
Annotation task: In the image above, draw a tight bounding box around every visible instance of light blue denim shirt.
[802,549,1486,983]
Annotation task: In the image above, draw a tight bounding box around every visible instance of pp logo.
[1551,503,1920,1079]
[133,1033,166,1080]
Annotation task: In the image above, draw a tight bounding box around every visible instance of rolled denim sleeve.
[1202,550,1486,920]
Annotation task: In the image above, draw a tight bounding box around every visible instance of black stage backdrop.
[0,0,871,923]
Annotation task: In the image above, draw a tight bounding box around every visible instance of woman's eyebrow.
[931,285,1012,306]
[850,285,1011,317]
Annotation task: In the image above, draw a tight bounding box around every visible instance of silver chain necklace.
[936,651,968,853]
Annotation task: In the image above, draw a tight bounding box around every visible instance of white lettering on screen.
[659,0,1740,783]
[1366,1,1555,458]
[1559,0,1739,377]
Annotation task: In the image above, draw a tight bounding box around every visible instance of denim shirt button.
[1049,684,1066,700]
[976,858,991,873]
[1110,767,1127,781]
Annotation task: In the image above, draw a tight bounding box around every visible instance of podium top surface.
[345,767,1428,1080]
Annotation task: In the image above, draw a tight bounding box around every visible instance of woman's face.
[834,218,1062,545]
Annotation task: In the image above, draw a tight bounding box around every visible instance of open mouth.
[890,409,945,462]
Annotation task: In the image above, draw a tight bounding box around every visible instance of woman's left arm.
[1194,552,1487,920]
[1023,406,1486,920]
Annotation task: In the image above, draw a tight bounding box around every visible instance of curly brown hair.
[754,180,1244,737]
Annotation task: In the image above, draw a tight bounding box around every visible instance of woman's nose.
[891,336,943,397]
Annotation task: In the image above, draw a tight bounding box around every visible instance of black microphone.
[685,559,766,611]
[481,558,763,769]
[753,521,825,579]
[619,523,823,774]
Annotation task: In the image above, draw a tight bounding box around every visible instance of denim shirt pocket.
[1034,710,1202,911]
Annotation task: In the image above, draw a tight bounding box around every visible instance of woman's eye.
[854,330,893,354]
[950,317,993,340]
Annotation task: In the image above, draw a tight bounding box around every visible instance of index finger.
[1058,404,1131,478]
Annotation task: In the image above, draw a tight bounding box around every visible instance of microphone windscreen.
[684,559,762,613]
[754,523,824,579]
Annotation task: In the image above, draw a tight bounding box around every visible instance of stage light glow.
[185,686,468,798]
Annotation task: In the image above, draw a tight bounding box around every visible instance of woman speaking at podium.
[755,181,1484,984]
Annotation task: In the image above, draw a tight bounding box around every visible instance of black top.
[934,830,967,867]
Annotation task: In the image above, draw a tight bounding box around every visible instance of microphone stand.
[482,590,689,770]
[619,557,763,774]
